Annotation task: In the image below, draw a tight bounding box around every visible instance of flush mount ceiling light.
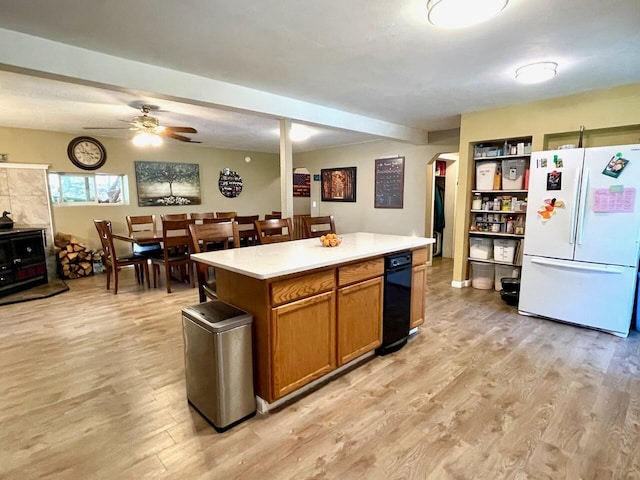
[132,131,163,147]
[274,124,317,142]
[515,62,558,84]
[290,124,316,142]
[427,0,508,29]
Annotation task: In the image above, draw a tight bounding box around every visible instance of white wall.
[294,139,458,237]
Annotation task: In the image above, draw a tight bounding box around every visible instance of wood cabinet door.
[271,291,336,399]
[337,276,383,366]
[410,264,426,328]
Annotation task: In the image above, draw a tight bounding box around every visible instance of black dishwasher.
[376,251,412,356]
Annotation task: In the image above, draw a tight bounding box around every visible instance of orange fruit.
[329,238,338,247]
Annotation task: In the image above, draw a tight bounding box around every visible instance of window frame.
[48,171,129,206]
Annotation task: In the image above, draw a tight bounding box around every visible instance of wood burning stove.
[0,228,48,297]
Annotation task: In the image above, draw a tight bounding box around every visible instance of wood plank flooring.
[1,258,639,479]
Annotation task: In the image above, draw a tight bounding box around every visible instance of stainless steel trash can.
[182,301,256,432]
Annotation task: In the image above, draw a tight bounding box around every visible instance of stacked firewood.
[54,232,102,279]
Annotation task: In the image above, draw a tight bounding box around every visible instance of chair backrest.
[190,212,216,223]
[265,213,281,220]
[303,215,336,238]
[188,221,240,253]
[202,217,233,224]
[161,213,188,221]
[94,220,116,263]
[255,218,293,244]
[236,215,259,230]
[126,215,157,234]
[215,211,237,220]
[161,219,195,249]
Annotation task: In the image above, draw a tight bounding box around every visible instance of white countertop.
[191,232,434,280]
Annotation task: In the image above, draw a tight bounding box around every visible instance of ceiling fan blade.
[164,126,197,134]
[164,131,201,143]
[83,127,132,130]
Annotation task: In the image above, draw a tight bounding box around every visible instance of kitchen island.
[191,232,433,409]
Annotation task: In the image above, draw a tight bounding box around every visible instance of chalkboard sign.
[374,156,405,208]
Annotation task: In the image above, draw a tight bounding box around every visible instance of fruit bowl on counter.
[319,234,341,247]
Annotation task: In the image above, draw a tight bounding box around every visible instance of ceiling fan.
[84,104,201,143]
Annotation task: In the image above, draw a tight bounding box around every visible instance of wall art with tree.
[134,161,201,206]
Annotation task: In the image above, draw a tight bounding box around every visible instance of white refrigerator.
[519,144,640,337]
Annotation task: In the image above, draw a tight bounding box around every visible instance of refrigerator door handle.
[576,168,590,245]
[531,257,625,274]
[569,168,582,245]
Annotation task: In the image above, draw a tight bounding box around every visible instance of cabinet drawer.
[271,270,335,306]
[412,248,428,266]
[338,258,384,287]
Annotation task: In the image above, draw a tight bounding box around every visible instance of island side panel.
[410,248,428,328]
[215,268,273,402]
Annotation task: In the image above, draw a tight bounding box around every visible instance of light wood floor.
[1,258,639,479]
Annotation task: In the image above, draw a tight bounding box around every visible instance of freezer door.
[523,149,585,260]
[574,145,640,267]
[519,256,636,336]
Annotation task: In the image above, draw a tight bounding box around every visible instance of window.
[49,173,128,205]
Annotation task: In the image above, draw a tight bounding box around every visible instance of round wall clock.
[67,136,107,170]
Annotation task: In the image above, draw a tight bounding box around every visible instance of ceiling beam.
[0,28,428,145]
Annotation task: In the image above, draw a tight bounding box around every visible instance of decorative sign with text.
[374,157,405,208]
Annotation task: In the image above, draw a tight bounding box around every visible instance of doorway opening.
[425,152,458,264]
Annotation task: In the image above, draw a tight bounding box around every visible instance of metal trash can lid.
[182,300,252,333]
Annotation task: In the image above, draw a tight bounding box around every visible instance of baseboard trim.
[451,279,471,288]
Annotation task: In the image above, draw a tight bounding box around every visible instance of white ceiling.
[0,0,638,153]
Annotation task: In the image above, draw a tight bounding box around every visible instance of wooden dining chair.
[215,211,237,220]
[161,213,188,221]
[303,215,336,238]
[94,219,150,294]
[202,218,232,224]
[235,214,259,246]
[190,212,216,223]
[151,218,194,293]
[125,214,162,254]
[188,221,240,302]
[255,218,293,245]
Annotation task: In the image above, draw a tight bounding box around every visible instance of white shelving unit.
[468,137,533,289]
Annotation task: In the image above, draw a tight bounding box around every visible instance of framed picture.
[134,161,201,206]
[321,167,357,202]
[374,156,405,208]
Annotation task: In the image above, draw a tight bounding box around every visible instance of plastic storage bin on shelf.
[470,237,493,259]
[494,238,518,263]
[471,262,494,289]
[502,159,526,190]
[495,264,520,292]
[476,161,499,190]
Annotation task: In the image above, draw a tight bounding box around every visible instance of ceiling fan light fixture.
[427,0,508,29]
[133,131,163,147]
[515,61,558,84]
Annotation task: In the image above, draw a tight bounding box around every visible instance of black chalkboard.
[375,157,405,208]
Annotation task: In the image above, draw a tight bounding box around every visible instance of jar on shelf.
[493,197,502,211]
[501,196,512,211]
[506,217,514,234]
[472,193,482,210]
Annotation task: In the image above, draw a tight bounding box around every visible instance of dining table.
[112,229,190,246]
